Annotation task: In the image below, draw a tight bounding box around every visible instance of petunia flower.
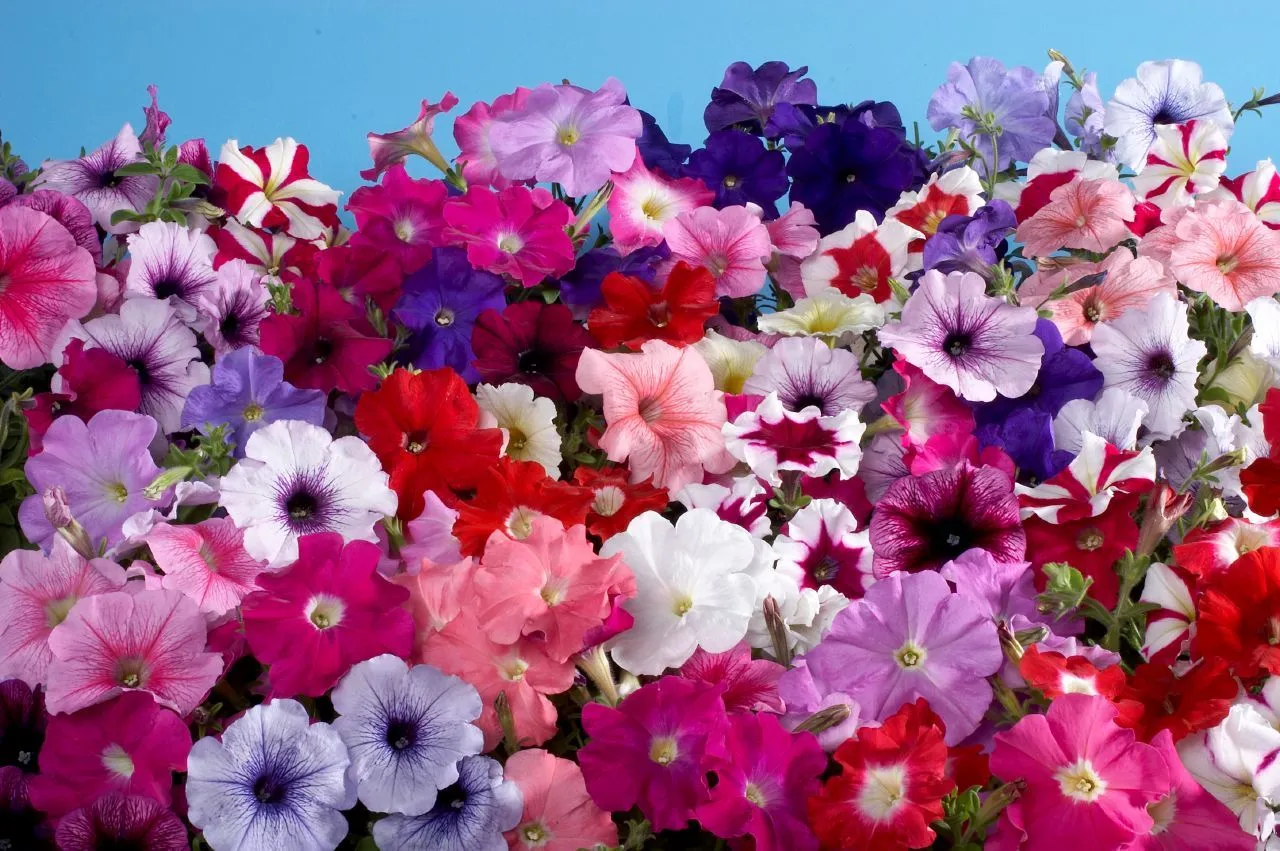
[772,497,872,599]
[27,691,190,818]
[1179,703,1280,841]
[1193,546,1280,679]
[0,206,97,369]
[1023,506,1139,609]
[1217,158,1280,228]
[361,93,458,182]
[193,259,271,354]
[146,518,265,619]
[373,754,522,851]
[209,218,317,282]
[922,200,1017,276]
[723,392,866,485]
[123,221,217,320]
[9,188,102,264]
[1016,177,1136,256]
[799,570,1001,743]
[1104,59,1233,171]
[1133,119,1229,209]
[186,699,356,851]
[600,509,758,675]
[54,794,188,851]
[800,210,921,301]
[881,359,974,448]
[1019,249,1176,345]
[452,458,593,556]
[17,410,170,553]
[331,654,484,816]
[694,329,767,394]
[870,463,1025,575]
[878,269,1044,403]
[346,165,448,275]
[576,340,731,492]
[213,137,340,240]
[354,367,503,518]
[663,204,771,298]
[684,129,789,213]
[1168,198,1280,310]
[45,588,222,716]
[0,538,127,687]
[578,676,728,831]
[454,87,532,189]
[886,165,986,250]
[607,154,714,254]
[991,694,1170,850]
[472,301,596,403]
[1120,659,1235,744]
[1173,515,1280,578]
[678,642,784,714]
[315,243,402,313]
[676,476,772,538]
[502,748,618,851]
[475,382,562,476]
[1016,431,1155,523]
[704,60,818,135]
[572,466,669,541]
[488,78,642,197]
[587,262,719,350]
[442,185,575,287]
[36,124,159,232]
[743,336,875,417]
[1089,291,1207,438]
[54,296,210,433]
[756,290,884,345]
[219,419,398,568]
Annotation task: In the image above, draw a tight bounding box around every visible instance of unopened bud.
[1137,482,1194,557]
[143,466,192,501]
[763,596,793,668]
[494,691,520,755]
[43,487,96,560]
[796,703,852,735]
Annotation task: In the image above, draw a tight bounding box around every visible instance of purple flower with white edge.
[684,129,788,214]
[186,699,356,851]
[773,497,873,599]
[53,297,210,434]
[488,78,642,197]
[372,754,522,851]
[331,654,484,816]
[743,336,876,418]
[926,57,1057,175]
[194,259,270,355]
[675,477,772,538]
[921,200,1017,276]
[1066,71,1108,159]
[1104,59,1234,171]
[703,61,818,135]
[797,569,1002,744]
[1089,292,1207,439]
[17,410,170,553]
[723,393,866,486]
[181,348,326,455]
[124,221,217,321]
[218,419,397,568]
[35,125,159,233]
[1052,387,1148,456]
[877,269,1044,403]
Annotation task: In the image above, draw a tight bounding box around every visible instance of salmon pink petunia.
[1018,250,1176,345]
[1168,199,1280,310]
[146,519,266,619]
[213,137,340,240]
[576,340,732,492]
[0,205,97,369]
[502,748,618,851]
[663,205,772,298]
[443,185,576,287]
[1015,178,1136,257]
[45,588,223,716]
[607,154,714,255]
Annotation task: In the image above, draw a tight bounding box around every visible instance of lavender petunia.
[194,259,271,355]
[36,125,159,233]
[921,200,1017,276]
[703,60,818,135]
[743,336,876,417]
[372,754,522,851]
[1103,59,1233,170]
[124,221,218,320]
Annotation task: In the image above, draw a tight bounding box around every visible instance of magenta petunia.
[678,642,785,714]
[442,185,576,287]
[146,518,266,619]
[361,92,459,182]
[347,164,449,275]
[0,205,97,369]
[723,392,866,486]
[44,588,223,716]
[454,87,532,189]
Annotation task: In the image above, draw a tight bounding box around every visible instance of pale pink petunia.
[1018,250,1177,345]
[361,92,459,182]
[576,339,733,492]
[1168,199,1280,310]
[766,201,821,259]
[454,87,532,189]
[663,205,772,298]
[0,205,98,369]
[45,588,223,715]
[0,537,127,687]
[147,518,266,619]
[1016,177,1136,257]
[607,154,714,255]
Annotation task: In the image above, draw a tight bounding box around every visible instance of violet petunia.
[921,200,1017,276]
[703,60,818,135]
[684,129,788,215]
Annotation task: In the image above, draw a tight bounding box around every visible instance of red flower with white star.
[213,138,341,241]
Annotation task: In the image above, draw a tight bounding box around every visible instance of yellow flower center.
[307,595,346,630]
[106,481,129,504]
[557,126,581,146]
[894,642,926,669]
[649,736,678,765]
[242,402,265,422]
[1056,759,1108,802]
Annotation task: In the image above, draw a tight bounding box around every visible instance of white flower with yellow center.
[756,290,884,346]
[475,383,562,477]
[693,330,767,395]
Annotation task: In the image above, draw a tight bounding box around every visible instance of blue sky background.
[6,1,1280,194]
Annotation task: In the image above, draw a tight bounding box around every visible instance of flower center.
[311,337,333,364]
[1146,351,1177,382]
[722,175,740,189]
[1076,527,1104,551]
[45,595,77,628]
[640,194,668,220]
[557,126,581,146]
[497,233,525,254]
[385,718,418,751]
[649,736,678,765]
[115,657,147,689]
[1083,296,1104,323]
[405,430,429,454]
[394,219,416,243]
[1216,254,1240,275]
[744,782,767,807]
[306,594,346,630]
[671,592,694,616]
[540,579,567,606]
[106,481,129,504]
[648,301,671,328]
[894,642,926,669]
[520,821,550,846]
[812,554,843,583]
[1056,759,1108,802]
[1148,791,1177,835]
[506,505,541,539]
[242,402,265,422]
[705,253,729,277]
[857,764,907,820]
[101,743,135,779]
[434,308,455,327]
[287,491,317,520]
[153,278,184,300]
[253,774,287,804]
[844,172,858,184]
[943,332,971,358]
[507,429,529,453]
[637,396,663,423]
[502,658,529,682]
[592,485,626,517]
[517,348,549,374]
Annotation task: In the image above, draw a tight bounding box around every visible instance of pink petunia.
[1015,178,1136,257]
[442,185,576,286]
[503,748,619,851]
[0,537,127,687]
[45,588,223,715]
[213,137,341,241]
[0,205,98,369]
[346,164,449,275]
[576,339,733,492]
[607,154,714,255]
[664,205,772,298]
[679,642,785,714]
[1168,198,1280,310]
[454,87,532,189]
[361,92,458,182]
[146,519,266,619]
[27,691,191,818]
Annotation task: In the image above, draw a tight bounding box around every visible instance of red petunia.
[1023,506,1139,608]
[588,262,719,350]
[1193,546,1280,680]
[353,367,503,519]
[1241,388,1280,516]
[572,466,668,541]
[258,278,392,394]
[1174,516,1280,579]
[1018,646,1142,728]
[26,339,142,455]
[1117,659,1236,743]
[808,698,954,851]
[471,301,596,403]
[313,243,404,312]
[454,457,593,557]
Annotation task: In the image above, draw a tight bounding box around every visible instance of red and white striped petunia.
[1138,561,1196,664]
[1015,431,1155,524]
[209,219,318,283]
[1132,119,1229,210]
[213,138,340,240]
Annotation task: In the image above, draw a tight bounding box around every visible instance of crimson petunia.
[454,457,593,557]
[1193,546,1280,680]
[1117,659,1236,743]
[1023,505,1139,608]
[26,339,142,455]
[572,466,669,541]
[471,301,596,403]
[588,262,719,350]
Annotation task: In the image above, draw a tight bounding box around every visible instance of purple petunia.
[684,129,789,215]
[921,200,1017,276]
[704,61,818,135]
[35,124,159,234]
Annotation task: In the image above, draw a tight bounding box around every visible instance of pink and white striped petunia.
[1138,561,1196,664]
[722,392,866,486]
[1216,159,1280,229]
[213,138,341,240]
[1015,431,1156,524]
[799,210,921,302]
[1132,119,1229,210]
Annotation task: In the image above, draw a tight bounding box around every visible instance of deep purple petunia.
[703,61,818,135]
[55,794,188,851]
[869,463,1026,576]
[684,129,789,215]
[637,110,692,177]
[393,246,508,382]
[556,243,668,320]
[0,765,52,850]
[0,680,45,800]
[921,200,1017,276]
[975,408,1070,485]
[786,119,922,231]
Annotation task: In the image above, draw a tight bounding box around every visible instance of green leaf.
[0,468,28,487]
[170,163,210,185]
[110,209,141,225]
[115,162,160,177]
[163,145,180,169]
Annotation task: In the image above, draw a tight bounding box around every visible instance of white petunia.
[1052,387,1149,454]
[693,329,767,395]
[1179,703,1280,843]
[1104,59,1234,171]
[475,383,562,476]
